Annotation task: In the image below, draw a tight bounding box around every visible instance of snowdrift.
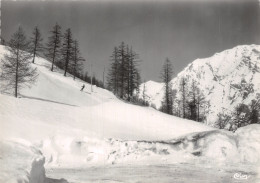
[1,125,260,182]
[39,124,260,169]
[0,140,45,183]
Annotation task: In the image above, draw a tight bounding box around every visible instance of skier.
[80,84,85,91]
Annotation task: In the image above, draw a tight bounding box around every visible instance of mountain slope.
[140,45,260,126]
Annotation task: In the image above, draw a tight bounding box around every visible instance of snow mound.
[0,140,45,183]
[236,124,260,163]
[39,125,260,169]
[41,136,195,168]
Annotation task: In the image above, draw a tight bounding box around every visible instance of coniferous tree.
[186,79,207,121]
[249,99,259,124]
[118,42,127,98]
[1,37,6,45]
[233,103,250,129]
[135,69,141,96]
[30,26,43,64]
[107,42,142,101]
[187,80,197,120]
[124,46,141,101]
[125,45,131,100]
[215,112,232,129]
[61,28,74,76]
[128,47,141,100]
[107,47,119,95]
[0,27,38,97]
[71,40,85,80]
[196,87,207,122]
[142,81,147,105]
[45,23,62,71]
[179,77,187,118]
[160,58,174,115]
[173,98,182,117]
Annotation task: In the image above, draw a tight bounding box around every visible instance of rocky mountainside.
[140,45,260,127]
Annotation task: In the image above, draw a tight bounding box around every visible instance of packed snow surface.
[0,45,260,182]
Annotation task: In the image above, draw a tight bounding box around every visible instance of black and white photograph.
[0,0,260,182]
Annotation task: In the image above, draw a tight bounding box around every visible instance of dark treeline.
[43,24,104,87]
[30,24,86,80]
[44,24,87,81]
[106,42,148,106]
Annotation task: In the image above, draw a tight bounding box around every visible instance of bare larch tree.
[61,28,74,77]
[45,23,62,71]
[160,58,174,115]
[0,27,38,97]
[71,40,85,80]
[30,26,43,64]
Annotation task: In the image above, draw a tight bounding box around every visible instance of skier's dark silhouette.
[80,84,85,91]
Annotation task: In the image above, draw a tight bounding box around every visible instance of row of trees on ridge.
[0,24,103,97]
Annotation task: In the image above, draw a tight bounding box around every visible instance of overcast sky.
[2,0,260,82]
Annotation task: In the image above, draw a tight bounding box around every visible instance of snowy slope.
[0,45,214,181]
[0,45,260,182]
[140,45,260,126]
[0,45,213,141]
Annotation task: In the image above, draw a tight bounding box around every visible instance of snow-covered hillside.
[0,45,260,183]
[140,45,260,126]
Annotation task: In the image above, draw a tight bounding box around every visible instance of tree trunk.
[15,48,19,98]
[32,50,36,63]
[64,47,69,76]
[64,33,70,77]
[197,100,200,122]
[51,36,57,72]
[51,47,56,71]
[32,31,38,64]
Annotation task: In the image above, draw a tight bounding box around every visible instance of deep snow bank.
[1,125,259,183]
[41,124,260,168]
[0,140,45,183]
[236,124,260,163]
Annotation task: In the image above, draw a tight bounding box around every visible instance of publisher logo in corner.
[233,172,250,180]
